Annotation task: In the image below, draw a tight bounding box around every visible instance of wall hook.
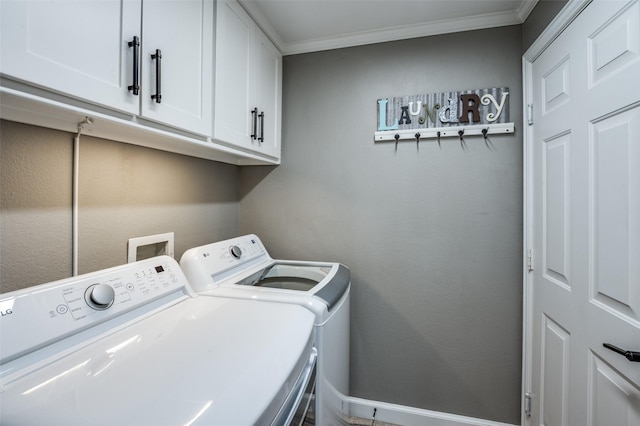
[458,129,466,150]
[437,131,441,148]
[482,127,494,150]
[394,133,400,151]
[415,132,421,149]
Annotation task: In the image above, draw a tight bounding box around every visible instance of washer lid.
[235,262,350,309]
[1,297,315,426]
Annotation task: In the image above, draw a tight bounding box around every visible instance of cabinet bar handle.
[250,108,258,140]
[258,111,264,143]
[127,36,140,95]
[151,49,162,103]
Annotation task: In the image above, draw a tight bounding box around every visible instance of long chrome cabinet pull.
[603,343,640,362]
[151,49,162,103]
[127,36,140,95]
[258,111,264,143]
[250,108,258,140]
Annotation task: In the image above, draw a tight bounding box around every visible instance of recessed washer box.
[128,232,174,263]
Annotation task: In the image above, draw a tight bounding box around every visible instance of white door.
[527,0,640,425]
[0,0,141,114]
[141,0,213,135]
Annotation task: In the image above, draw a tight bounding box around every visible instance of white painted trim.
[241,0,540,56]
[280,10,523,55]
[521,1,593,425]
[523,0,592,61]
[346,396,518,426]
[374,123,515,142]
[237,0,285,52]
[518,0,540,22]
[521,56,534,426]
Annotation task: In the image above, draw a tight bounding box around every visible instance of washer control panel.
[180,234,269,290]
[229,245,243,259]
[0,256,189,365]
[204,235,265,267]
[85,283,116,310]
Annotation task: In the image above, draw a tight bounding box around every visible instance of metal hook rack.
[374,122,514,143]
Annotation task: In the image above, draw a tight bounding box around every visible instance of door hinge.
[527,249,534,272]
[527,104,534,125]
[524,393,532,417]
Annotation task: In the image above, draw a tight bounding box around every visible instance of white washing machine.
[180,234,351,426]
[0,256,317,425]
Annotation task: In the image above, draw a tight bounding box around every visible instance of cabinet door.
[0,0,141,114]
[255,29,282,159]
[213,0,254,147]
[141,0,213,135]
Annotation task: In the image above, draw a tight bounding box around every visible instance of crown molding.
[518,0,540,21]
[281,10,524,55]
[524,0,592,61]
[240,0,540,56]
[238,0,285,51]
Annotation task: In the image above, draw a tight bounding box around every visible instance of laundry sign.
[377,87,510,131]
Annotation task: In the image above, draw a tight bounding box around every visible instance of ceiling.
[239,0,539,55]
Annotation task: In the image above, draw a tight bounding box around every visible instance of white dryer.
[0,256,316,425]
[180,234,351,426]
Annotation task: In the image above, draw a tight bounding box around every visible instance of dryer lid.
[1,297,315,426]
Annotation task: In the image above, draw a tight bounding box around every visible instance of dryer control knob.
[230,245,242,259]
[86,284,116,310]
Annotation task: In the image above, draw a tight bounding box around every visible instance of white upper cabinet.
[1,0,142,115]
[140,0,213,135]
[213,0,253,145]
[213,0,281,159]
[254,29,282,159]
[1,0,213,136]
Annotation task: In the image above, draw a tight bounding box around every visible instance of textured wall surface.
[1,121,73,292]
[76,135,238,273]
[0,120,239,291]
[240,26,524,423]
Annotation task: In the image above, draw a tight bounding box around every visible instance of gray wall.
[239,26,524,423]
[1,122,73,289]
[0,120,238,293]
[1,4,567,423]
[522,0,569,52]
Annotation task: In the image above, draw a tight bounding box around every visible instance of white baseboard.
[344,396,518,426]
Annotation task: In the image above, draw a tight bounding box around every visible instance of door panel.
[590,106,640,322]
[542,56,571,115]
[587,1,640,88]
[588,353,640,426]
[541,316,570,426]
[529,1,640,425]
[543,133,571,289]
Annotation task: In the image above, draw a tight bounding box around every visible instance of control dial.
[85,284,116,310]
[230,245,242,259]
